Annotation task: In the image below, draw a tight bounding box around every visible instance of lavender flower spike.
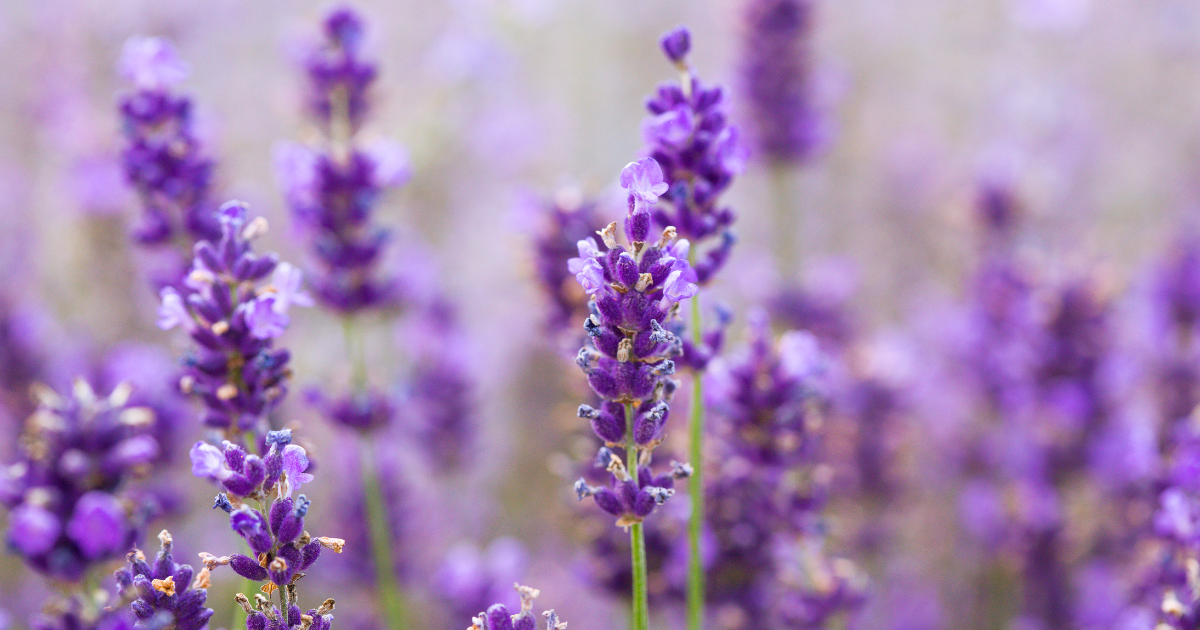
[117,36,218,252]
[158,201,307,435]
[640,26,745,284]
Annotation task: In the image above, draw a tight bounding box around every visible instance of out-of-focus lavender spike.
[279,7,408,315]
[701,314,864,628]
[401,297,477,471]
[116,37,218,263]
[641,27,745,282]
[740,0,827,165]
[528,189,608,338]
[1,378,159,582]
[435,538,529,628]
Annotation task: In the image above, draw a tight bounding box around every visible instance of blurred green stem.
[625,403,650,630]
[686,289,705,630]
[360,441,408,630]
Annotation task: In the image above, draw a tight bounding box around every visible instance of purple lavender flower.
[156,201,307,436]
[740,0,826,164]
[568,158,699,524]
[117,37,218,254]
[1,379,158,581]
[277,7,409,315]
[639,27,745,283]
[468,585,564,630]
[701,314,863,628]
[115,530,213,630]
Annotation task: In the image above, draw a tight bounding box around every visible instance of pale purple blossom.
[575,258,606,295]
[65,492,128,559]
[189,441,232,480]
[246,296,290,340]
[662,268,699,302]
[620,158,669,206]
[270,262,315,312]
[156,287,194,332]
[642,107,694,148]
[281,444,315,497]
[118,37,189,90]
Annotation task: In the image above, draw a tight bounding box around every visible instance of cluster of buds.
[642,27,746,284]
[157,201,311,434]
[189,429,313,502]
[1,379,158,581]
[115,530,214,630]
[468,585,566,630]
[568,158,697,525]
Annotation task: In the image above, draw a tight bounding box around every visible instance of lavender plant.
[639,27,746,630]
[569,156,698,630]
[117,37,219,289]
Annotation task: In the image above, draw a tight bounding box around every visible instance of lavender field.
[2,1,1199,629]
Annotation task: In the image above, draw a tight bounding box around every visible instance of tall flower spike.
[277,6,410,315]
[157,201,309,436]
[117,36,219,259]
[741,0,826,164]
[567,158,695,521]
[641,27,745,284]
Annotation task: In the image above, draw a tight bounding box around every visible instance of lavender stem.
[360,439,408,630]
[687,267,706,630]
[625,402,650,630]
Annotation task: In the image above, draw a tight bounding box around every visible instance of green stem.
[686,292,705,630]
[360,441,407,630]
[625,403,650,630]
[630,522,649,630]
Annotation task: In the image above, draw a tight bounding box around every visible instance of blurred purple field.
[3,1,1200,630]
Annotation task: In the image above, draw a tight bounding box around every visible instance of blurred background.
[3,0,1200,629]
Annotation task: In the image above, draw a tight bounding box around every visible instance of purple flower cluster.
[189,430,314,502]
[468,585,564,630]
[703,314,864,628]
[276,7,411,315]
[641,27,745,284]
[0,380,159,581]
[156,201,310,435]
[238,594,335,630]
[402,298,476,471]
[569,157,697,525]
[115,530,213,630]
[117,37,218,251]
[740,0,825,164]
[188,427,341,625]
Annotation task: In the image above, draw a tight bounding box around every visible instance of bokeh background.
[3,0,1200,629]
